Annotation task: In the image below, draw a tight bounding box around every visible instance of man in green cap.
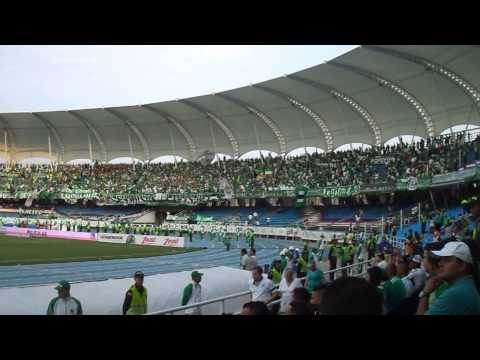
[181,270,204,315]
[122,271,148,315]
[46,280,83,315]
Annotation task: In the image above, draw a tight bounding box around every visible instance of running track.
[0,236,305,288]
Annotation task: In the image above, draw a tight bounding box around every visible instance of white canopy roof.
[1,45,479,162]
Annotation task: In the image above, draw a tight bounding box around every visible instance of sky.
[0,45,358,113]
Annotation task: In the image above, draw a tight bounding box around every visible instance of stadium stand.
[1,45,480,315]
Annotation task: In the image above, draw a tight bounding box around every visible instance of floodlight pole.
[418,203,421,228]
[400,208,403,231]
[127,130,135,169]
[4,131,7,162]
[88,132,93,162]
[381,216,384,239]
[48,134,52,158]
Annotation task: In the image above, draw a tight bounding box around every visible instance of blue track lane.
[0,236,305,288]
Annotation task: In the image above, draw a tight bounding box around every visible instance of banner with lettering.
[0,165,479,205]
[308,185,361,198]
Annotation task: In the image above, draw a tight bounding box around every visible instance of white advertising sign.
[96,233,185,248]
[134,234,185,248]
[96,233,129,244]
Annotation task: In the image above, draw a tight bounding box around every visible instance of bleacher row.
[391,207,465,245]
[0,205,395,226]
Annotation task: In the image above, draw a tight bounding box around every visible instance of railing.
[387,235,406,250]
[263,259,373,313]
[146,290,252,315]
[146,259,373,315]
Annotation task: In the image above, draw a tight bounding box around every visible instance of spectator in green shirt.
[305,261,325,294]
[340,239,351,277]
[382,263,406,313]
[298,251,309,278]
[420,242,449,308]
[367,234,377,260]
[367,266,385,305]
[269,259,282,286]
[418,241,480,315]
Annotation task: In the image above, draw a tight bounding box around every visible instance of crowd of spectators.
[240,196,480,315]
[0,131,478,198]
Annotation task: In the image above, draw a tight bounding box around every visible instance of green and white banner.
[431,166,478,186]
[309,185,361,198]
[1,165,480,206]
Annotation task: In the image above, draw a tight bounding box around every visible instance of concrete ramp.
[0,266,251,315]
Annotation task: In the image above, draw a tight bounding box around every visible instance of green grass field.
[0,235,200,266]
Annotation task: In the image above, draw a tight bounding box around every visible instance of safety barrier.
[146,259,373,315]
[146,290,252,315]
[262,259,372,313]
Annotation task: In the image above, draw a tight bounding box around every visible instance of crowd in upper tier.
[0,131,479,196]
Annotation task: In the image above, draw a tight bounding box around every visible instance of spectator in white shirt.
[248,248,258,270]
[274,268,303,314]
[249,266,274,303]
[373,253,388,270]
[240,248,249,270]
[405,254,426,296]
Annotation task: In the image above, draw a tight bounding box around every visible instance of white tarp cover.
[0,266,252,315]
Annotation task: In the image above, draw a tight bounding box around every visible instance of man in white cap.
[417,241,480,315]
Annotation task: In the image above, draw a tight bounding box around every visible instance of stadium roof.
[1,45,479,163]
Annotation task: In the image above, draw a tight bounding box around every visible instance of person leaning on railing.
[249,266,274,304]
[271,268,303,314]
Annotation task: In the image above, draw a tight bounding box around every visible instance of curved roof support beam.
[286,74,383,146]
[328,61,435,138]
[68,111,108,162]
[103,108,151,161]
[31,113,65,162]
[0,114,18,157]
[214,93,287,155]
[179,99,239,159]
[140,105,197,160]
[252,84,334,152]
[363,46,480,108]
